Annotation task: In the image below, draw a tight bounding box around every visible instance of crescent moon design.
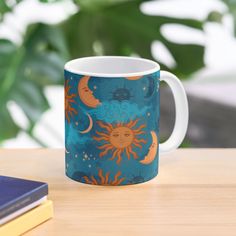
[65,148,70,154]
[78,76,101,108]
[79,113,93,134]
[139,131,158,164]
[125,76,142,80]
[144,76,155,98]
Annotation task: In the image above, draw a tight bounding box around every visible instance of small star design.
[94,85,97,90]
[143,87,146,91]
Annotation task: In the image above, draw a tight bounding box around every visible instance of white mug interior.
[64,56,160,77]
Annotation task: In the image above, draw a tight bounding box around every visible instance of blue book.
[0,176,48,221]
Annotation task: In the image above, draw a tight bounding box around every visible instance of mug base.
[66,171,158,186]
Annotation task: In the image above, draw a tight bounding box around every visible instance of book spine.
[0,200,53,236]
[0,184,48,219]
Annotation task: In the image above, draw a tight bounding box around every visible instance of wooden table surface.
[0,149,236,236]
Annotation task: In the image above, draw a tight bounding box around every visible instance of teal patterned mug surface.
[64,56,188,186]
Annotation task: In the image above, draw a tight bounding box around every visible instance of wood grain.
[0,149,236,236]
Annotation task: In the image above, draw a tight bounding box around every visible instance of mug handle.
[159,71,189,153]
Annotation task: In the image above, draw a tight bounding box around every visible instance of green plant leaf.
[0,2,11,17]
[0,0,22,18]
[0,24,68,142]
[75,0,134,10]
[62,0,204,78]
[0,105,19,142]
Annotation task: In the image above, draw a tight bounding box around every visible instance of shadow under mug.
[64,56,188,186]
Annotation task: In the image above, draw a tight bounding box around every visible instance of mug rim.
[64,56,160,77]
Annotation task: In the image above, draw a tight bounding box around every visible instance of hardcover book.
[0,196,47,225]
[0,176,48,222]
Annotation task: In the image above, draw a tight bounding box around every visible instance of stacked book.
[0,176,53,235]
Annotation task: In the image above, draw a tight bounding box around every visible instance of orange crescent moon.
[79,113,93,134]
[125,76,142,80]
[78,76,101,108]
[140,131,158,164]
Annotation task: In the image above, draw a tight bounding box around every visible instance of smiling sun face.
[93,119,146,164]
[110,127,134,149]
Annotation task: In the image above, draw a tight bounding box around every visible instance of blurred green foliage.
[0,0,206,145]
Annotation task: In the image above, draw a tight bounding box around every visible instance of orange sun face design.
[93,119,146,164]
[110,127,134,149]
[65,80,77,123]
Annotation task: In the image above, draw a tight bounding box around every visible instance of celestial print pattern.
[83,169,125,186]
[89,101,150,123]
[64,70,160,185]
[93,119,147,164]
[144,76,156,98]
[111,86,133,101]
[78,76,101,108]
[64,80,77,123]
